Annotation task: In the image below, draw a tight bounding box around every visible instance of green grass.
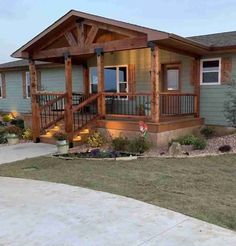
[0,155,236,230]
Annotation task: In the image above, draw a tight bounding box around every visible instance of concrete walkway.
[0,143,56,164]
[0,177,235,246]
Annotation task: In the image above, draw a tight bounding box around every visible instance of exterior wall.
[87,48,194,93]
[0,65,83,114]
[200,53,236,126]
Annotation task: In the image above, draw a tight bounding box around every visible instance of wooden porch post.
[194,58,200,118]
[29,60,40,143]
[95,48,105,116]
[64,53,74,146]
[149,43,160,123]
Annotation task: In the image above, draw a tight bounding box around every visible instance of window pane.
[0,86,2,97]
[167,69,179,90]
[203,60,219,68]
[202,72,219,83]
[119,67,127,82]
[104,67,117,92]
[91,84,98,93]
[90,67,98,84]
[119,83,127,92]
[27,85,31,97]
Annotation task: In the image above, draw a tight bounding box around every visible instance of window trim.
[0,73,2,99]
[89,65,129,94]
[200,58,221,85]
[25,71,31,98]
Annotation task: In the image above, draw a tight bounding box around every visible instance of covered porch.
[12,10,207,144]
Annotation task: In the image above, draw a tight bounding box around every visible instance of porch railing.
[159,93,196,117]
[35,92,66,132]
[103,92,152,119]
[72,93,100,133]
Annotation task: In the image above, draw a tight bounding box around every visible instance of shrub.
[112,136,130,151]
[22,128,33,141]
[192,138,207,150]
[53,131,68,141]
[176,134,196,145]
[11,118,24,130]
[2,114,12,122]
[200,126,215,138]
[87,131,105,148]
[219,145,232,153]
[128,136,150,154]
[175,134,207,150]
[4,125,21,136]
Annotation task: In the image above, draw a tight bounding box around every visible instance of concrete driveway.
[0,177,236,246]
[0,143,56,164]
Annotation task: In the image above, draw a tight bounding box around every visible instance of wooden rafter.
[83,20,142,38]
[64,32,77,47]
[85,25,99,46]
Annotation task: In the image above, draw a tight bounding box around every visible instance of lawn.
[0,155,236,230]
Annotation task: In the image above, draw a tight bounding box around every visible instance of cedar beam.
[29,60,40,142]
[32,36,147,60]
[85,25,99,46]
[64,54,74,145]
[150,43,160,123]
[96,48,105,116]
[64,32,77,47]
[76,21,85,48]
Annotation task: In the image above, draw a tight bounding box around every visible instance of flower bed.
[53,149,139,161]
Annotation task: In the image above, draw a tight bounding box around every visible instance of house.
[0,10,235,146]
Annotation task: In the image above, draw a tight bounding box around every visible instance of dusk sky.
[1,0,236,63]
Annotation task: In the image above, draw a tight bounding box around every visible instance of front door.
[161,63,181,116]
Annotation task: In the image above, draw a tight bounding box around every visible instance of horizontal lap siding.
[0,71,31,113]
[0,65,84,114]
[200,54,236,126]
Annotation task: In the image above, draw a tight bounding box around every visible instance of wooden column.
[96,48,105,116]
[29,60,40,142]
[64,54,73,145]
[150,43,160,123]
[194,58,200,118]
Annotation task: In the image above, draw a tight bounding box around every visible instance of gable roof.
[0,60,48,69]
[188,31,236,47]
[12,9,209,59]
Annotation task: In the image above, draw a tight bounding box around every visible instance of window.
[25,71,31,98]
[200,58,221,85]
[166,68,179,91]
[89,65,128,95]
[0,73,2,98]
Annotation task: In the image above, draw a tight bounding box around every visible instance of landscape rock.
[168,142,182,156]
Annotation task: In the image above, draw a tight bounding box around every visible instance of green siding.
[200,53,236,126]
[0,65,83,113]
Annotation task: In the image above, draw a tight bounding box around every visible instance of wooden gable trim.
[32,36,147,60]
[64,32,77,47]
[85,25,99,46]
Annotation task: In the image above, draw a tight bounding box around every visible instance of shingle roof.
[188,31,236,47]
[0,59,49,69]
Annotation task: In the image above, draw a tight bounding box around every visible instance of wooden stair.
[40,121,94,146]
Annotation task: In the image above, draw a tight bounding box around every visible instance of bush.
[22,128,33,141]
[4,125,21,136]
[2,114,11,122]
[200,126,215,138]
[87,131,105,148]
[112,136,130,151]
[192,138,207,150]
[219,145,232,153]
[175,134,207,150]
[176,134,196,145]
[128,136,150,154]
[53,131,68,141]
[11,118,24,130]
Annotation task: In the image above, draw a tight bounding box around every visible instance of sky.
[1,0,236,63]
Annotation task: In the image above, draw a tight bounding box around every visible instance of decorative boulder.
[169,142,182,156]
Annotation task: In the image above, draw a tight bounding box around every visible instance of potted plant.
[53,131,69,154]
[4,125,21,145]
